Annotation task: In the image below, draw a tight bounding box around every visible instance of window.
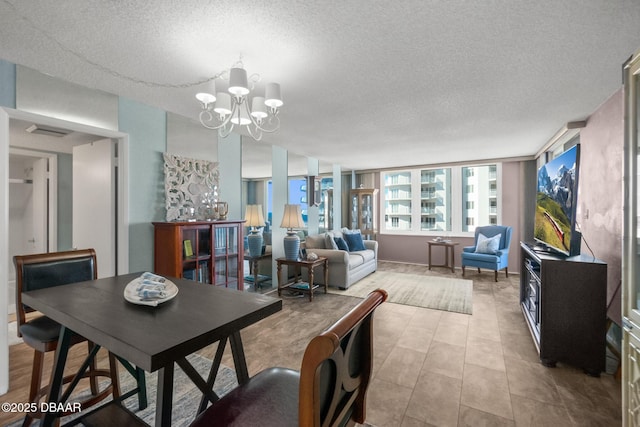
[462,165,499,232]
[381,164,500,235]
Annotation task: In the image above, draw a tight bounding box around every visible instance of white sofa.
[303,230,378,289]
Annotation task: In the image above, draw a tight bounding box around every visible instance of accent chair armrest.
[462,246,476,253]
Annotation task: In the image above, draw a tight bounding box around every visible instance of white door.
[73,139,116,277]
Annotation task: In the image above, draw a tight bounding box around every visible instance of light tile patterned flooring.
[4,261,620,426]
[231,260,622,426]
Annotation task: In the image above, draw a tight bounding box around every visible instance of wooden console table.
[427,240,459,273]
[276,257,328,301]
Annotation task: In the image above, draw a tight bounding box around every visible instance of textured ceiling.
[1,0,639,172]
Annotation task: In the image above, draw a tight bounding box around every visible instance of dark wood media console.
[519,241,607,376]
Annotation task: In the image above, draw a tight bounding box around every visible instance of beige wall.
[576,88,623,321]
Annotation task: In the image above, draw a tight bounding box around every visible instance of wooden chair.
[14,249,120,427]
[190,288,388,427]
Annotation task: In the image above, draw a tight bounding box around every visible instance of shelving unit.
[349,188,378,238]
[153,220,244,289]
[519,242,607,375]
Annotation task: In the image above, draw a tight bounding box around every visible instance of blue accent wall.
[0,59,16,108]
[118,97,166,272]
[57,153,73,250]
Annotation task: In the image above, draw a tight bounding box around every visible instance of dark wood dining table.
[21,272,282,427]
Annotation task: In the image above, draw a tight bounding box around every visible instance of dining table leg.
[41,325,73,427]
[156,362,175,427]
[229,331,250,385]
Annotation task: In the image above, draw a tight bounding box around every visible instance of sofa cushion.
[334,237,349,251]
[343,231,366,251]
[305,234,326,249]
[347,252,365,269]
[353,249,375,263]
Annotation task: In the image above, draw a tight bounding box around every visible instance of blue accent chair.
[461,225,512,282]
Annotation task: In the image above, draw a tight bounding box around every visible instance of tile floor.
[221,260,622,426]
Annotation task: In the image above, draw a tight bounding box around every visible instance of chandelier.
[195,60,283,141]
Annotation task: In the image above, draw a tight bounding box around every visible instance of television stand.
[520,242,607,375]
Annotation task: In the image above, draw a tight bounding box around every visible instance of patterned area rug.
[329,270,473,314]
[7,353,238,427]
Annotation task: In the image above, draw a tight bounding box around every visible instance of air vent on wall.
[25,124,71,137]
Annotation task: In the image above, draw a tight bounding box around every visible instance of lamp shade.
[250,97,268,119]
[213,92,232,116]
[280,204,305,230]
[196,79,216,106]
[244,205,265,228]
[228,67,250,96]
[264,83,283,108]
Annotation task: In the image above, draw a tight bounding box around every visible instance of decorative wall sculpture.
[163,153,219,221]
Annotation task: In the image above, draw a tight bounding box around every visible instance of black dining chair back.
[189,288,388,427]
[13,249,120,427]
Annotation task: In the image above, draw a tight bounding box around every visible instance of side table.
[244,252,272,288]
[427,241,459,273]
[276,257,328,301]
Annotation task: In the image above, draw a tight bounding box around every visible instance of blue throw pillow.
[334,237,349,251]
[343,231,366,251]
[475,233,501,254]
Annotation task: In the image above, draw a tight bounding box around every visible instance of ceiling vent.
[25,124,71,137]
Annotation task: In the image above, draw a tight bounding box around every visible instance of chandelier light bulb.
[195,91,216,106]
[228,68,250,97]
[264,83,283,108]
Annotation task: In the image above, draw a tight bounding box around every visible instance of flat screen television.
[534,144,581,257]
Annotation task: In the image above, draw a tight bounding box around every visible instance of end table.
[427,241,459,273]
[276,257,328,301]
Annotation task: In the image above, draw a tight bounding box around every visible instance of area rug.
[329,270,473,314]
[7,353,238,427]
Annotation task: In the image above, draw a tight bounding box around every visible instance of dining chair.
[189,288,388,427]
[13,249,120,427]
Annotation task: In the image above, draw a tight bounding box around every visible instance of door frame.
[0,107,130,395]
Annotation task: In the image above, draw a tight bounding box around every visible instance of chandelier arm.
[199,109,233,130]
[218,122,234,139]
[245,110,281,134]
[246,125,263,141]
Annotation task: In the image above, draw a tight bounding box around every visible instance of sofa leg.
[478,268,481,274]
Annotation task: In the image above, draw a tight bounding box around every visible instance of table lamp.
[245,204,265,257]
[280,204,305,260]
